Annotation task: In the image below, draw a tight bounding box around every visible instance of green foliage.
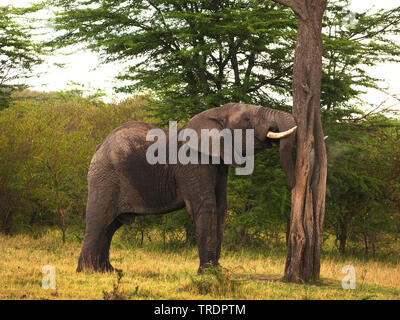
[324,112,400,256]
[119,209,194,249]
[0,4,44,109]
[183,266,243,297]
[322,0,400,110]
[0,91,150,236]
[49,0,296,122]
[49,0,400,123]
[225,148,290,249]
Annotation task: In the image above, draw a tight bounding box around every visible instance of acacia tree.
[49,0,297,123]
[270,0,328,283]
[48,0,400,124]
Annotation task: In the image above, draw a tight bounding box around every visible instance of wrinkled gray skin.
[77,103,297,273]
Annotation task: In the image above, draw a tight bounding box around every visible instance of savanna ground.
[1,227,399,300]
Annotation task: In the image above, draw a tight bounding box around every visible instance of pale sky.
[3,0,400,108]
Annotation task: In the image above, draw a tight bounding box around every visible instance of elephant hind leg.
[77,218,122,273]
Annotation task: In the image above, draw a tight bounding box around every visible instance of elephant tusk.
[266,126,297,139]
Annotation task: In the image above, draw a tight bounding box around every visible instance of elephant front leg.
[193,203,218,273]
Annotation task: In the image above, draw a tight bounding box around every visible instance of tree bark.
[272,0,328,283]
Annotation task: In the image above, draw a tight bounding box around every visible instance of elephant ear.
[182,109,229,162]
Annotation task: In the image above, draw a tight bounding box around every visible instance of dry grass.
[0,229,399,300]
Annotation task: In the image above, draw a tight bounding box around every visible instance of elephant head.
[183,103,297,188]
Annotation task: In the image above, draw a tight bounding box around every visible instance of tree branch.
[270,0,306,20]
[245,51,256,79]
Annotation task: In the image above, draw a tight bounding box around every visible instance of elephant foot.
[98,260,115,273]
[76,254,115,273]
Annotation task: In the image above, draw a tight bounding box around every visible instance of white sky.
[3,0,400,107]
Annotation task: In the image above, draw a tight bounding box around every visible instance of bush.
[0,90,150,236]
[183,267,243,297]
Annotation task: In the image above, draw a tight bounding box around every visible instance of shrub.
[0,91,150,236]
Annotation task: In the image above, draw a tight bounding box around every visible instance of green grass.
[1,228,399,300]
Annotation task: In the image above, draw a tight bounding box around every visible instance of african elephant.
[76,103,297,273]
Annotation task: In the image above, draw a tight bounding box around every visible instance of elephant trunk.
[273,110,297,189]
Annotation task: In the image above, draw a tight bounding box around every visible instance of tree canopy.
[49,0,400,123]
[0,5,44,109]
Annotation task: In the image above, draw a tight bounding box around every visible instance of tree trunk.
[371,234,376,259]
[272,0,328,283]
[338,229,347,255]
[286,218,290,245]
[2,209,14,234]
[363,232,368,256]
[338,214,348,255]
